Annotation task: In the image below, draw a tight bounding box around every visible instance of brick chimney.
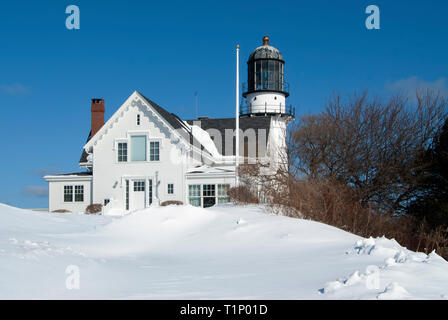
[91,98,105,137]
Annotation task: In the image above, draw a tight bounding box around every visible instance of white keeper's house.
[44,36,295,214]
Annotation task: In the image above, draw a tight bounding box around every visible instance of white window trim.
[149,139,162,162]
[114,138,129,164]
[186,183,231,208]
[63,184,85,203]
[112,132,163,164]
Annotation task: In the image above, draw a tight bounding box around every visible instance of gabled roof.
[80,91,213,165]
[137,92,209,155]
[79,131,92,164]
[79,91,272,164]
[138,92,189,132]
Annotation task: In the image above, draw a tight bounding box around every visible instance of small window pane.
[125,180,129,210]
[218,184,230,204]
[188,185,201,207]
[134,181,145,191]
[168,183,174,194]
[189,185,200,197]
[64,186,73,202]
[203,184,215,197]
[148,179,153,205]
[118,142,127,162]
[150,141,160,161]
[74,185,84,202]
[189,198,201,207]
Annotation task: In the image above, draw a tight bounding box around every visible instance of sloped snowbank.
[320,236,448,299]
[0,203,447,299]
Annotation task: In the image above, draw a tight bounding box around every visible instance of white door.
[131,180,146,211]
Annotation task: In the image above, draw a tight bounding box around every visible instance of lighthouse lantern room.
[241,36,294,117]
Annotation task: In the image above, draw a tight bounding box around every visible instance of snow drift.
[0,203,447,299]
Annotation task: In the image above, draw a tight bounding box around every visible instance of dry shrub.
[161,200,183,206]
[52,209,71,213]
[264,176,447,258]
[228,185,259,205]
[415,223,448,257]
[282,178,412,239]
[233,166,448,257]
[86,204,102,214]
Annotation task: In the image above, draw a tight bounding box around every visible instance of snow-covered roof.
[186,165,235,174]
[248,45,283,61]
[79,91,272,164]
[44,172,92,181]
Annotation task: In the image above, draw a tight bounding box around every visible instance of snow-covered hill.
[0,203,447,299]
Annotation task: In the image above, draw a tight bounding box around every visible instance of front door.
[131,180,146,210]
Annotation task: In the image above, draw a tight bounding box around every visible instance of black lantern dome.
[243,36,289,98]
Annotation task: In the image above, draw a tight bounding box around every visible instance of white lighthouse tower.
[241,36,294,171]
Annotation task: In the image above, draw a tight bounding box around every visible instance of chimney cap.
[91,98,104,104]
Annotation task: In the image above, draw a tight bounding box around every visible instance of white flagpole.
[235,44,240,186]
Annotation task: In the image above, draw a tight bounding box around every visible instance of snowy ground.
[1,203,447,300]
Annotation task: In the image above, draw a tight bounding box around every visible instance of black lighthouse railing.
[242,82,290,98]
[239,101,295,118]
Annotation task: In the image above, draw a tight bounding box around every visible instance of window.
[134,181,145,191]
[148,179,153,205]
[137,114,140,125]
[74,185,84,202]
[203,184,215,197]
[64,186,73,202]
[131,136,147,161]
[218,184,230,204]
[118,142,127,162]
[167,183,174,194]
[125,180,129,210]
[150,141,160,161]
[255,61,261,89]
[262,60,268,89]
[188,184,201,207]
[203,184,216,208]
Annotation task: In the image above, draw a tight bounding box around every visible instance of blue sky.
[0,0,447,208]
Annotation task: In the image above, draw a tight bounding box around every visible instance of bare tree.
[289,90,447,214]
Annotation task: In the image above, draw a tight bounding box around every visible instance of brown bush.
[255,175,447,258]
[161,200,183,206]
[86,204,102,214]
[228,185,259,204]
[52,209,71,213]
[278,178,414,241]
